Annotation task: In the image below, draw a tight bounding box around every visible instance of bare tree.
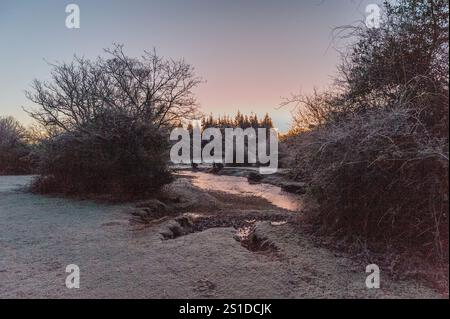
[23,45,199,196]
[25,44,202,133]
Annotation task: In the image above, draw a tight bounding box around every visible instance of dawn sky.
[0,0,381,131]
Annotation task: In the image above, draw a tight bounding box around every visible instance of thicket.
[26,45,201,197]
[286,0,449,261]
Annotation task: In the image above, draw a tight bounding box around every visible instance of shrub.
[286,0,449,261]
[25,45,201,198]
[0,116,32,175]
[31,110,172,198]
[292,108,448,260]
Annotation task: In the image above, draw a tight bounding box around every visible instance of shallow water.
[179,171,302,211]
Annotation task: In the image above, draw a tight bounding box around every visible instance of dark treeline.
[198,111,274,130]
[182,111,275,168]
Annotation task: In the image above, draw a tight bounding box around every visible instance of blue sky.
[0,0,381,131]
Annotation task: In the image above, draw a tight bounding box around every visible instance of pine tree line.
[199,111,274,130]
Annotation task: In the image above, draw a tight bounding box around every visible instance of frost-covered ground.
[0,175,443,298]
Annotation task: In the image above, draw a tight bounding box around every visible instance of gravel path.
[0,175,443,298]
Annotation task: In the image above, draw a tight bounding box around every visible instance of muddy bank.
[129,172,444,298]
[181,167,448,296]
[128,171,302,228]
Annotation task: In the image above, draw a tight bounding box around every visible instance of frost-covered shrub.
[25,45,201,198]
[32,110,172,198]
[292,108,448,259]
[287,0,449,260]
[0,116,32,175]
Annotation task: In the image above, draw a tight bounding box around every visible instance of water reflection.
[179,171,302,212]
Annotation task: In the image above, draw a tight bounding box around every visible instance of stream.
[178,171,302,212]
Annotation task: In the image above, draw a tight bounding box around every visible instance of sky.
[0,0,381,132]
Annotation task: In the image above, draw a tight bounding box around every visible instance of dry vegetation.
[0,116,33,175]
[285,0,449,265]
[23,45,201,197]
